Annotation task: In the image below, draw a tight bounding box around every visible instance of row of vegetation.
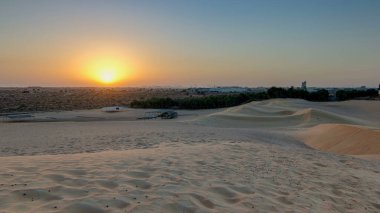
[130,87,378,109]
[335,89,378,101]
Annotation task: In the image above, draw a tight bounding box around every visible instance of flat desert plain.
[0,99,380,212]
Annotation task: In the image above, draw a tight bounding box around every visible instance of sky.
[0,0,379,87]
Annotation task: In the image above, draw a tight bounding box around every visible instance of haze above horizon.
[0,0,379,87]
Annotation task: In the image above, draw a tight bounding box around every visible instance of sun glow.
[99,69,118,84]
[74,46,137,86]
[82,57,130,85]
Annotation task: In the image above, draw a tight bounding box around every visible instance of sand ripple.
[0,142,379,212]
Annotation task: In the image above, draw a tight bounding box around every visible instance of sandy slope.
[297,124,380,155]
[0,99,380,212]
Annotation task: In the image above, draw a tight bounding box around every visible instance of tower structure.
[301,81,307,90]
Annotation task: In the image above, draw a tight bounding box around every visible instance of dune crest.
[195,99,368,128]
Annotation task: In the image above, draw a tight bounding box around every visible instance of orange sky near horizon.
[0,1,379,88]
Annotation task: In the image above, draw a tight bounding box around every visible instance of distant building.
[301,81,307,90]
[378,84,380,96]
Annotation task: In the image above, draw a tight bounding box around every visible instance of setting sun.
[80,54,131,85]
[98,69,118,84]
[92,64,125,85]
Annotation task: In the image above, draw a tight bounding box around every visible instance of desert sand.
[0,99,380,212]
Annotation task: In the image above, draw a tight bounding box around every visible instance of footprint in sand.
[163,202,197,213]
[65,169,87,176]
[127,179,152,189]
[190,193,215,209]
[209,186,242,204]
[12,189,62,201]
[313,162,328,167]
[372,202,380,210]
[61,202,106,213]
[95,180,119,189]
[276,196,293,205]
[126,171,151,179]
[44,174,66,182]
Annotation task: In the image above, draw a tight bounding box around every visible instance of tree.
[307,89,329,102]
[267,87,288,98]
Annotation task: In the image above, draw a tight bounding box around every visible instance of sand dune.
[298,124,380,155]
[195,99,372,128]
[1,99,380,212]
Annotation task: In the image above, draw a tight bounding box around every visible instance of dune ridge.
[195,99,369,128]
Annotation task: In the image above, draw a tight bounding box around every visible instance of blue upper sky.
[0,0,379,87]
